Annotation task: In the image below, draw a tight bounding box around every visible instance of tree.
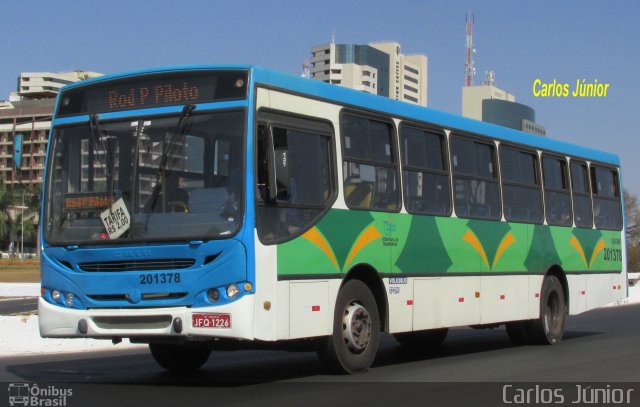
[0,181,41,253]
[625,189,640,273]
[625,190,640,243]
[0,181,12,244]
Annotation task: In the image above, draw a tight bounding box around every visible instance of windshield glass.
[44,110,245,245]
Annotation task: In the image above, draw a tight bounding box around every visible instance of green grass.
[0,260,40,283]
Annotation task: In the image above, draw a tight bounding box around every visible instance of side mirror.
[13,133,23,173]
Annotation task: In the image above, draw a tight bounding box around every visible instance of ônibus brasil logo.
[8,383,73,406]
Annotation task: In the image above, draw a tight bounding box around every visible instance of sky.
[2,0,639,195]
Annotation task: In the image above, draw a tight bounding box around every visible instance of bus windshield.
[44,109,245,245]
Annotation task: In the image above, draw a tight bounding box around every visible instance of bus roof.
[60,64,620,167]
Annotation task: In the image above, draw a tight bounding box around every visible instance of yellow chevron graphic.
[590,239,606,268]
[344,225,382,270]
[569,236,588,267]
[493,232,516,269]
[302,227,339,270]
[569,236,606,269]
[463,230,490,269]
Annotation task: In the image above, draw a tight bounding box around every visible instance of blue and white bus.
[39,65,626,374]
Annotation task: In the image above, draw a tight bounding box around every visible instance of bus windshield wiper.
[147,104,196,214]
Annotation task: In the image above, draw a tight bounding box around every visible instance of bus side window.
[591,165,622,230]
[542,156,572,226]
[500,146,543,224]
[450,135,501,220]
[255,116,335,244]
[399,124,451,216]
[570,160,593,228]
[341,113,400,211]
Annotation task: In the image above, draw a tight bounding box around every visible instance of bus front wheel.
[526,275,566,345]
[317,279,380,374]
[149,343,211,372]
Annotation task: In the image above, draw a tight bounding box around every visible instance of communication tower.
[464,11,476,87]
[483,70,496,86]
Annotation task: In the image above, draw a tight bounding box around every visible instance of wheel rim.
[341,301,372,353]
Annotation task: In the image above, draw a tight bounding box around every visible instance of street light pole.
[15,193,28,260]
[21,193,24,260]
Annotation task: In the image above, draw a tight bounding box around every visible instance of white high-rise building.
[0,70,103,185]
[309,41,428,106]
[15,71,102,99]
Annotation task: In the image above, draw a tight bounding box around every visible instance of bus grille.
[92,315,173,330]
[87,292,188,302]
[78,258,195,272]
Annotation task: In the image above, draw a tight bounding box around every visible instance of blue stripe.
[251,66,620,166]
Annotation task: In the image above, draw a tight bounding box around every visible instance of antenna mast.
[465,11,476,87]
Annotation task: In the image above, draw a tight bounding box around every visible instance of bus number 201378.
[139,273,181,285]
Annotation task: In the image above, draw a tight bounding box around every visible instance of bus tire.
[149,343,211,372]
[317,279,380,374]
[526,275,566,345]
[394,328,448,348]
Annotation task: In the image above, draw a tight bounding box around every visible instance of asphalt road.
[1,304,639,407]
[0,297,37,315]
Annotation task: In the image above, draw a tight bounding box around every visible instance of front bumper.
[38,295,255,340]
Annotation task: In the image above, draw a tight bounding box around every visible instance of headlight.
[207,288,220,303]
[65,292,75,306]
[226,284,240,298]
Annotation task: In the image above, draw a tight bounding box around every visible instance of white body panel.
[480,275,530,324]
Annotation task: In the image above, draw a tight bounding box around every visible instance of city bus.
[38,65,626,374]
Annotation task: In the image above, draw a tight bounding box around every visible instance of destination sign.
[64,193,114,211]
[56,70,248,117]
[105,81,204,111]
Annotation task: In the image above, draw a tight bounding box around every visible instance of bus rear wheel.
[526,275,566,345]
[149,343,212,372]
[317,279,380,374]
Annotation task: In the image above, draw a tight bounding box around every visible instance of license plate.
[192,313,231,329]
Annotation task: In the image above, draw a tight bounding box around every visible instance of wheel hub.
[341,302,372,353]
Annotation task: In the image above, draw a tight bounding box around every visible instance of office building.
[310,41,428,106]
[462,82,546,136]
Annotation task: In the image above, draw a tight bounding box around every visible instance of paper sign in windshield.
[100,198,131,239]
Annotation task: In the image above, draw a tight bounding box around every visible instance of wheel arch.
[545,265,569,313]
[343,263,389,332]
